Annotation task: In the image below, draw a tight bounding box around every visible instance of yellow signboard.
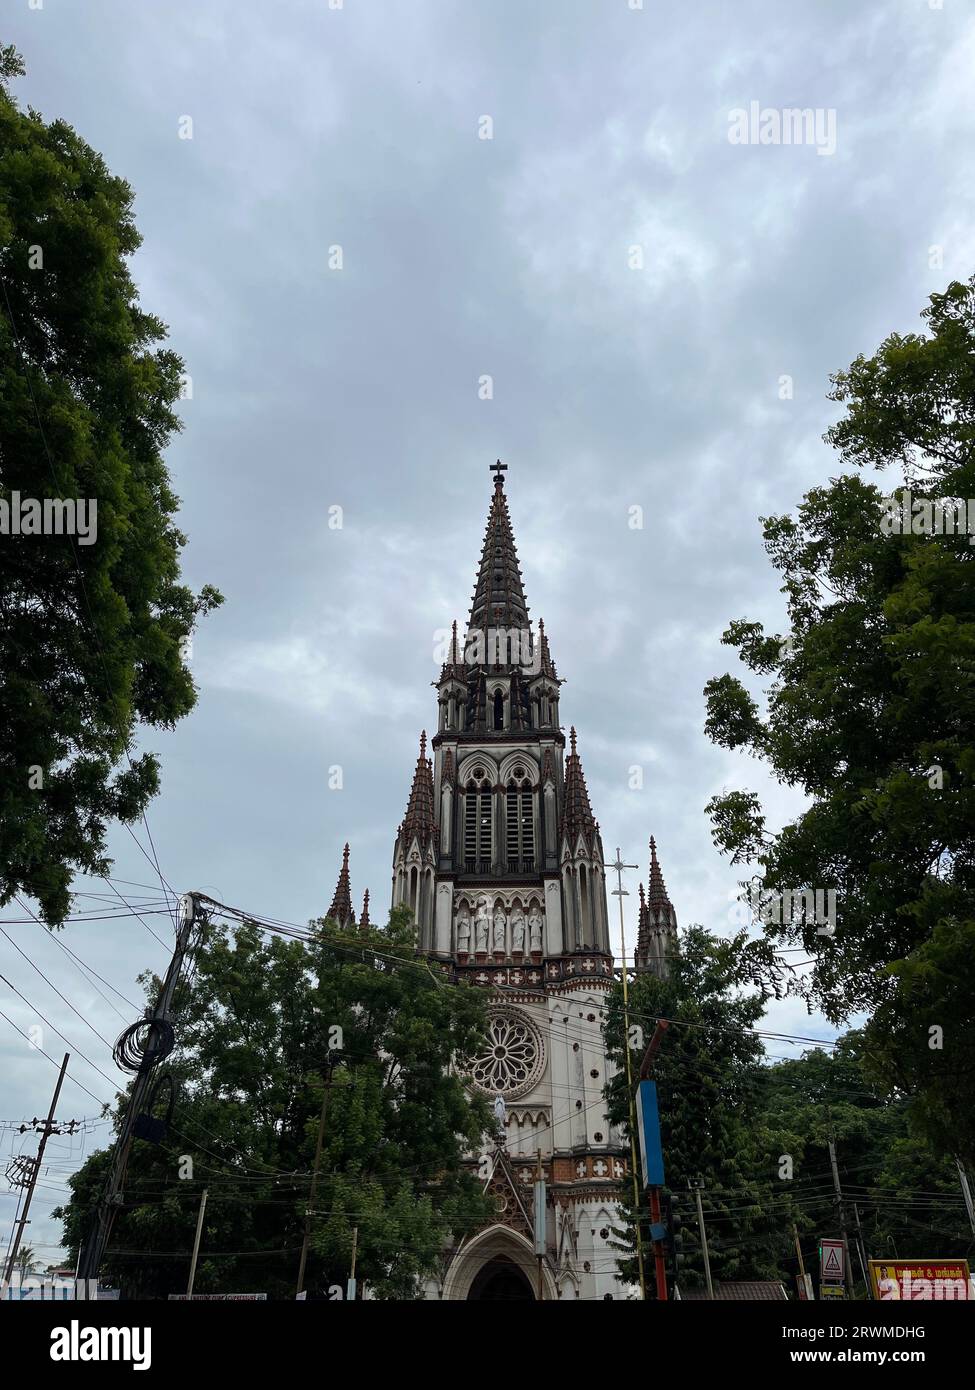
[868,1260,971,1301]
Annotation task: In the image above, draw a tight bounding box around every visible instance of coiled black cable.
[113,1018,175,1073]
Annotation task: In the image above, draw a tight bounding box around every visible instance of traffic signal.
[663,1194,684,1271]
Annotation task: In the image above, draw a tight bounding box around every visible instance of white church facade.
[328,463,679,1300]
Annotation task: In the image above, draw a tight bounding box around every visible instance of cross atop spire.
[490,458,508,485]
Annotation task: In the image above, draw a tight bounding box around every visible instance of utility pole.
[639,1020,670,1301]
[793,1223,809,1300]
[535,1149,544,1301]
[691,1181,714,1299]
[2,1052,69,1293]
[827,1131,854,1299]
[78,893,200,1283]
[957,1159,975,1237]
[295,1056,338,1298]
[609,847,646,1301]
[186,1187,208,1297]
[852,1202,872,1297]
[348,1226,358,1302]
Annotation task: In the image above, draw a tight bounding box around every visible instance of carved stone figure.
[474,897,490,953]
[511,907,526,954]
[493,1093,507,1135]
[456,910,471,954]
[529,906,544,953]
[492,905,507,953]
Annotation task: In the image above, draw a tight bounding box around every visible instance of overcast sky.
[3,0,974,1266]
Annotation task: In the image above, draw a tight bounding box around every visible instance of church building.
[329,462,679,1300]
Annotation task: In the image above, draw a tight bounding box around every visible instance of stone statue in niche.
[456,909,471,955]
[474,897,490,953]
[529,905,544,954]
[511,906,526,954]
[492,904,507,954]
[493,1093,507,1138]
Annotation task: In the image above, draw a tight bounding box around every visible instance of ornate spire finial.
[559,725,597,852]
[637,836,678,978]
[398,733,438,847]
[360,888,371,930]
[490,458,508,487]
[327,843,355,929]
[648,837,669,903]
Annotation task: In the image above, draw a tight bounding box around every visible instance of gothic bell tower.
[392,462,631,1301]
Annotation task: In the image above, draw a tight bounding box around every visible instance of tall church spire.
[389,460,628,1300]
[327,842,356,929]
[468,461,530,633]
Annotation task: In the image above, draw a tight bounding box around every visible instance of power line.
[4,913,116,1049]
[29,926,139,1020]
[0,971,122,1096]
[0,1007,110,1110]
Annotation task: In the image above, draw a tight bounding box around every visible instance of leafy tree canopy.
[57,907,494,1299]
[0,44,221,924]
[604,926,795,1291]
[703,278,975,1164]
[604,932,973,1296]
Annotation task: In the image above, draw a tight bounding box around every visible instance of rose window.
[468,1010,544,1098]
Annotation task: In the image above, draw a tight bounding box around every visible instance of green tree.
[0,43,221,924]
[703,278,975,1165]
[56,907,494,1299]
[758,1033,973,1285]
[604,927,796,1292]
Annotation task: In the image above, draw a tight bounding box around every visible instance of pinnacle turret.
[327,842,356,930]
[399,730,437,845]
[560,726,598,851]
[635,837,678,977]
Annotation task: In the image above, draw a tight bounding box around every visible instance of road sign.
[819,1282,845,1299]
[820,1239,845,1283]
[635,1080,665,1188]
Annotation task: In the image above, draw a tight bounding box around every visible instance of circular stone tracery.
[468,1010,545,1098]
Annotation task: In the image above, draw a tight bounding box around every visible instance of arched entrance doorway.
[468,1255,535,1301]
[441,1223,556,1301]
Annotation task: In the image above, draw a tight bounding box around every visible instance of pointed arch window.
[505,766,535,872]
[493,690,505,730]
[464,770,493,872]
